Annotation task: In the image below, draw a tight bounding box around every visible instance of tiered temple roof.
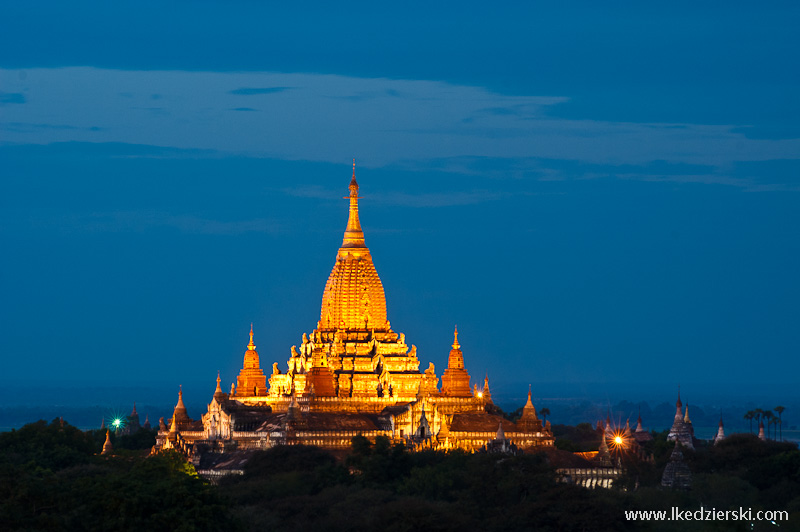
[713,417,725,445]
[320,163,387,330]
[234,325,267,397]
[633,411,653,444]
[440,327,473,397]
[661,443,692,489]
[667,392,694,450]
[153,167,554,460]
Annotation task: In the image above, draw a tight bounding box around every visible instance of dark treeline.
[0,420,233,531]
[2,419,799,531]
[219,437,626,531]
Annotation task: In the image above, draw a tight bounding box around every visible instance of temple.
[666,392,695,450]
[154,165,554,459]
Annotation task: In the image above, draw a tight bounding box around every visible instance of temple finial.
[350,159,358,190]
[341,163,365,249]
[248,324,256,350]
[452,325,460,349]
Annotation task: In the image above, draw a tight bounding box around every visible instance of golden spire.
[170,385,189,428]
[101,430,113,455]
[214,371,223,397]
[441,325,471,396]
[526,384,533,408]
[684,404,691,423]
[320,168,387,329]
[341,159,366,250]
[248,323,256,350]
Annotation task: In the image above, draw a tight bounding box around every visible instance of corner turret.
[440,326,473,397]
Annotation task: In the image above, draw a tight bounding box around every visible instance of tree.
[539,407,550,425]
[775,406,786,441]
[769,418,780,441]
[763,411,774,440]
[744,411,755,434]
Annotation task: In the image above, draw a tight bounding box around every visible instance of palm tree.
[775,406,785,441]
[763,411,774,440]
[540,407,550,426]
[769,418,780,441]
[744,410,755,433]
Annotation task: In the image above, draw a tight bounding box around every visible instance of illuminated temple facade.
[155,166,554,457]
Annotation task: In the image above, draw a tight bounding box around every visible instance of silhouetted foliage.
[220,437,632,531]
[553,422,600,451]
[115,427,158,450]
[617,431,800,531]
[4,419,799,531]
[0,419,237,531]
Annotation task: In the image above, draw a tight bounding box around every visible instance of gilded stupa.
[155,164,554,461]
[265,162,436,401]
[320,165,387,330]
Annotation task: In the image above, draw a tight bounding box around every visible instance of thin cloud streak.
[284,186,506,208]
[0,210,286,235]
[1,67,798,175]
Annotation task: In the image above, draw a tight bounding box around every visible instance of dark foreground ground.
[1,419,798,531]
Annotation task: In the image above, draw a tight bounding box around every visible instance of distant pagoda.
[667,392,695,450]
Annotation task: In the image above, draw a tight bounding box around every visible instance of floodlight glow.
[609,430,629,451]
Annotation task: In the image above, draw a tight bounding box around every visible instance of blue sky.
[1,1,799,407]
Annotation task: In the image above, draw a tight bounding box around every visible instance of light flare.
[609,430,629,451]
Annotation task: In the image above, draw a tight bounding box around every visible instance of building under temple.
[154,165,554,458]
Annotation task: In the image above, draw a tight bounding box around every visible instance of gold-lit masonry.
[155,164,554,459]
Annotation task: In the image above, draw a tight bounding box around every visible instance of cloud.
[2,67,799,185]
[229,87,292,95]
[369,190,505,208]
[0,210,286,236]
[0,91,25,104]
[283,185,336,200]
[284,184,505,207]
[0,122,100,133]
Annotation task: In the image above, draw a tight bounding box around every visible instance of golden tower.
[154,164,555,457]
[267,165,435,400]
[319,161,387,330]
[440,326,473,397]
[235,325,267,397]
